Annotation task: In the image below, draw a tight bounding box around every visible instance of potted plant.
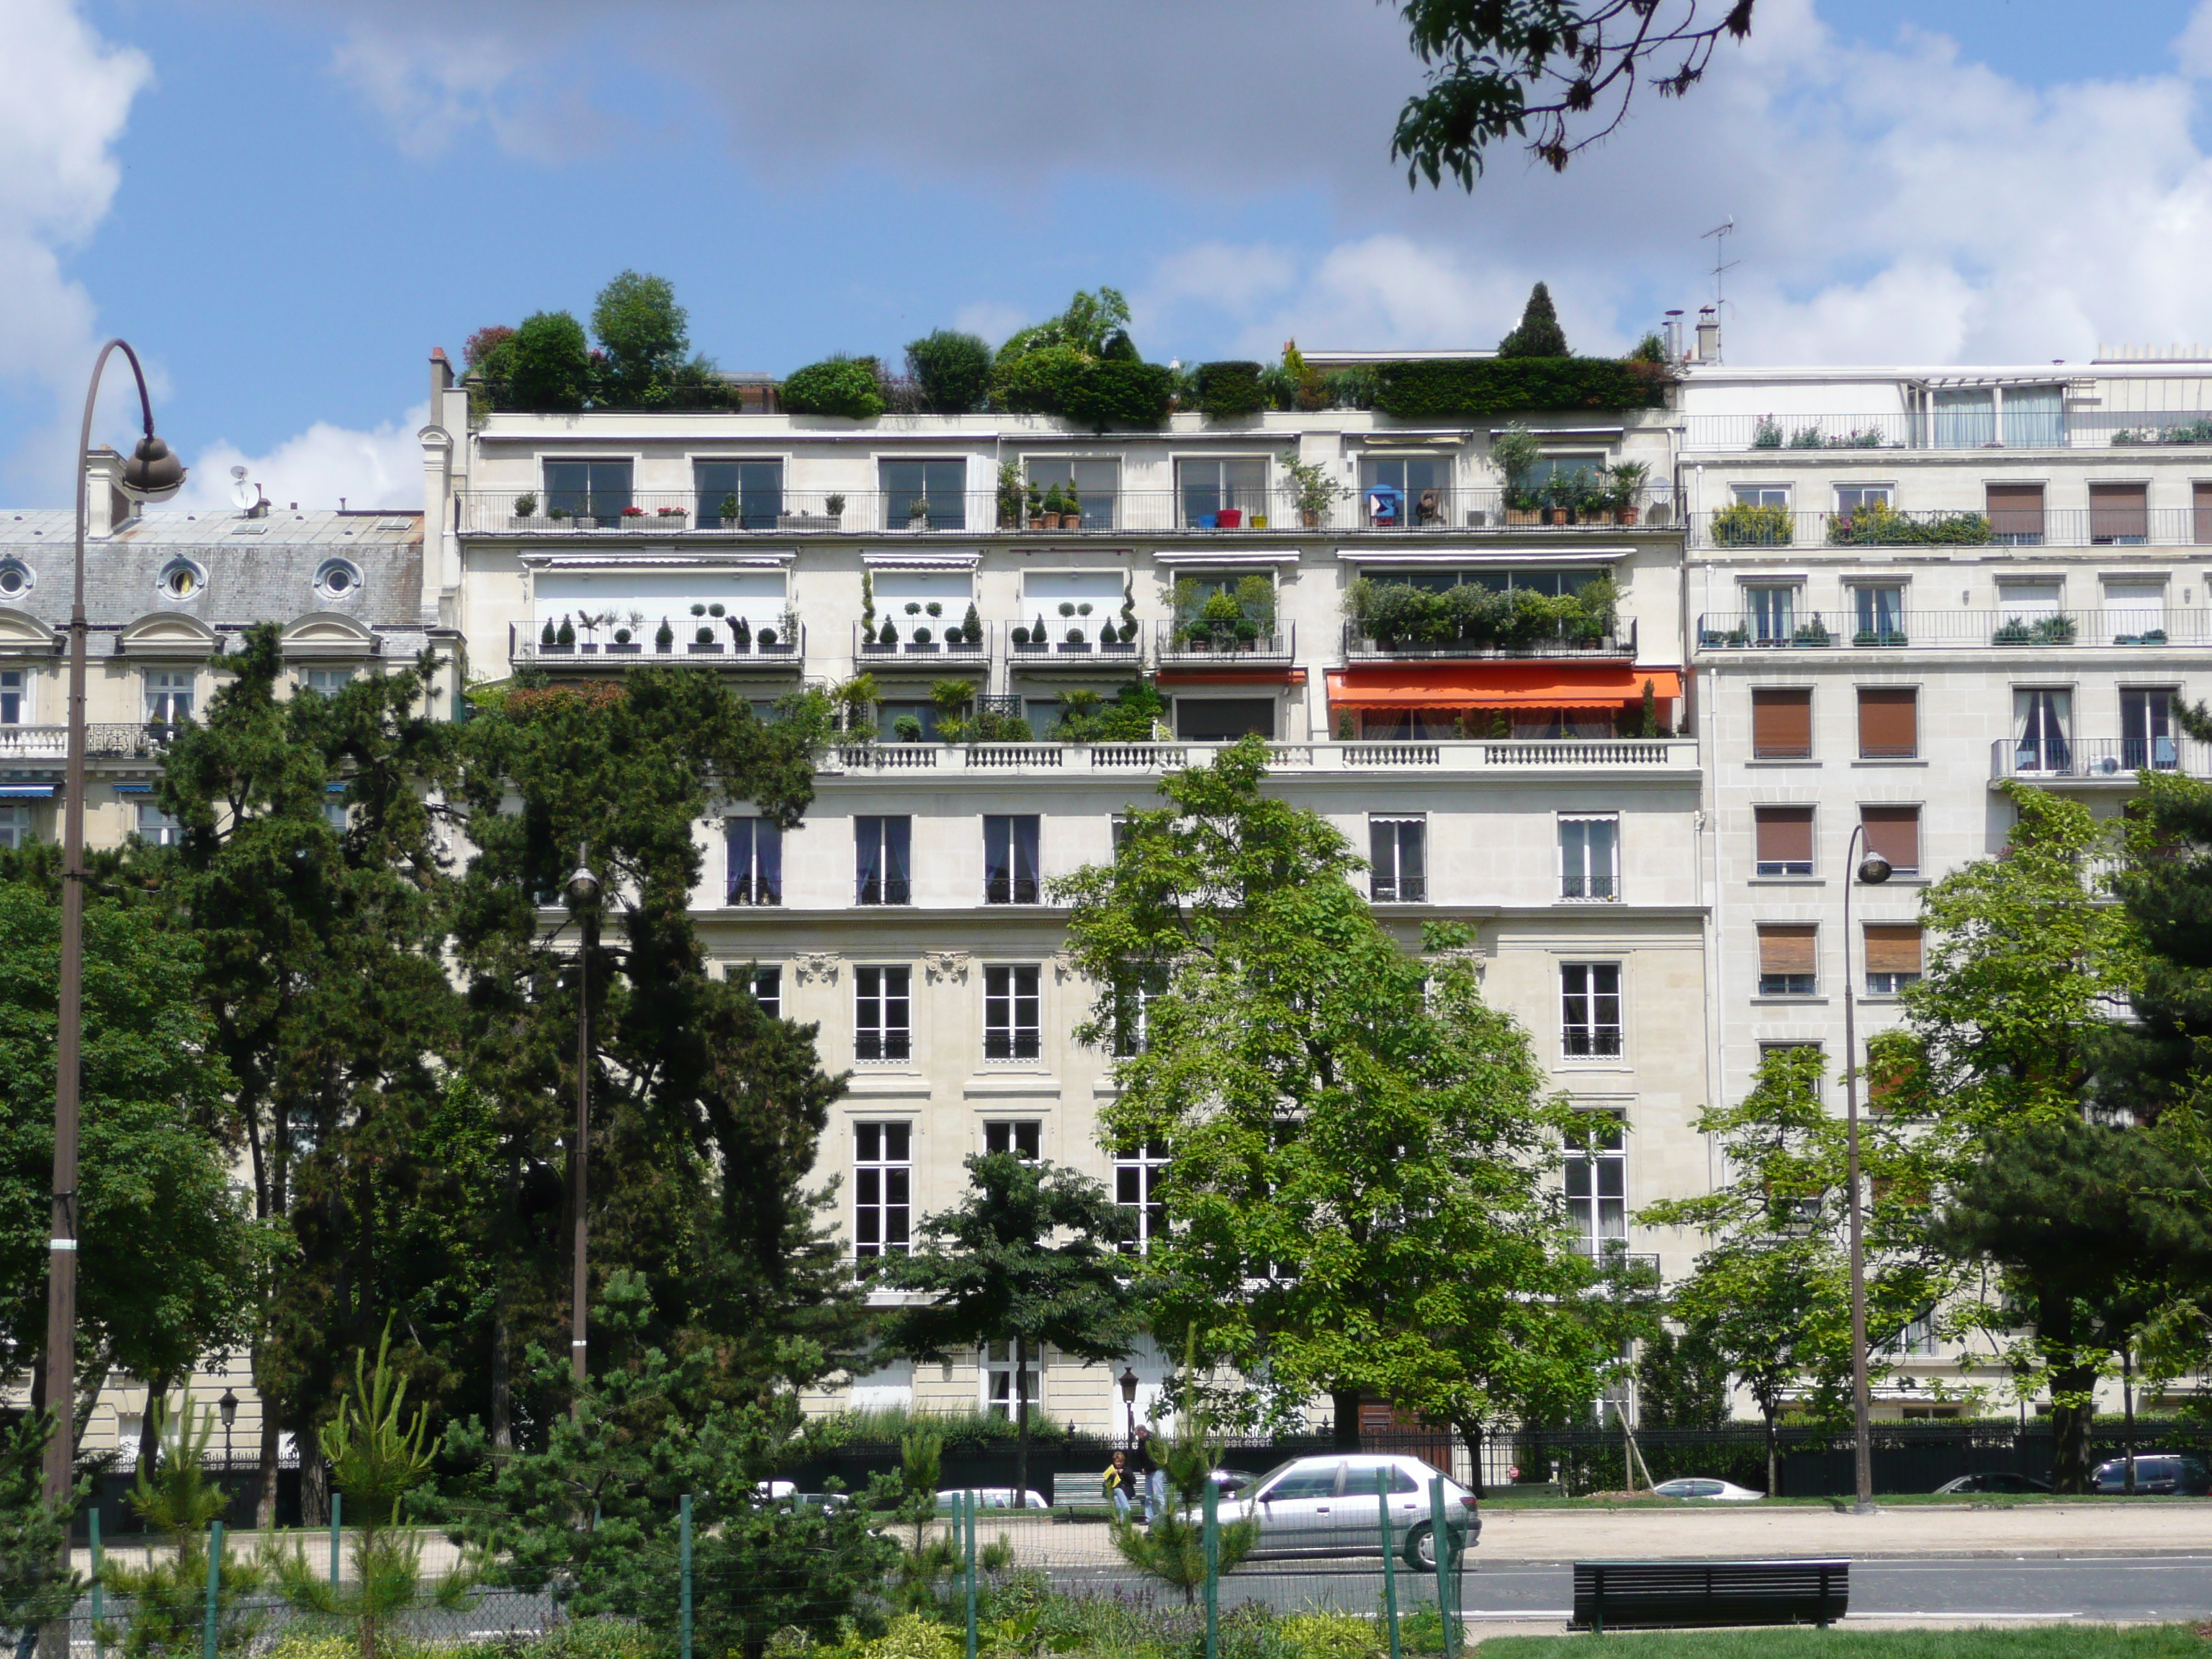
[512,493,541,528]
[1611,462,1649,526]
[548,505,570,523]
[878,619,899,648]
[655,618,674,652]
[997,460,1023,529]
[539,618,557,649]
[729,615,752,652]
[908,494,932,530]
[1058,600,1077,641]
[1040,484,1063,529]
[1281,454,1340,529]
[757,624,781,649]
[1011,625,1031,649]
[575,611,600,653]
[1064,484,1083,528]
[708,602,726,619]
[621,505,647,521]
[825,493,846,527]
[910,625,935,650]
[657,505,687,521]
[556,614,576,649]
[958,602,982,652]
[1026,482,1044,531]
[894,715,924,744]
[610,626,636,652]
[1062,626,1089,652]
[720,492,741,529]
[690,625,723,653]
[1541,471,1578,526]
[1992,616,2033,645]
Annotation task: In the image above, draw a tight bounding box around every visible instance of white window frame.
[0,669,27,726]
[1115,1141,1169,1254]
[983,963,1041,1062]
[1740,582,1799,644]
[1833,484,1894,513]
[1368,814,1427,903]
[853,1120,912,1258]
[750,967,781,1020]
[143,668,194,725]
[1560,962,1624,1059]
[302,666,356,696]
[1563,1113,1627,1260]
[855,966,912,1064]
[136,802,181,847]
[981,1339,1040,1419]
[1558,814,1619,901]
[984,1120,1041,1159]
[1731,483,1791,509]
[0,804,32,850]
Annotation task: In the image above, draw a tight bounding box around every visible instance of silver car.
[1215,1453,1480,1569]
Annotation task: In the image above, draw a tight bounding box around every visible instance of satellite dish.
[231,476,259,511]
[230,464,248,481]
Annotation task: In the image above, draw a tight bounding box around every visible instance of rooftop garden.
[464,278,1673,424]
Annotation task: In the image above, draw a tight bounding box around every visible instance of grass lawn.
[1473,1624,2209,1656]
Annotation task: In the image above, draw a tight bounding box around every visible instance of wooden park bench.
[1571,1558,1849,1633]
[1050,1473,1116,1515]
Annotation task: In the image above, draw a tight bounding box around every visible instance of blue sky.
[5,0,2212,508]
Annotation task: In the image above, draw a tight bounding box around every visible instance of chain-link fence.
[44,1476,1475,1659]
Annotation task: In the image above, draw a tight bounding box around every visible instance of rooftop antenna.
[1701,217,1738,313]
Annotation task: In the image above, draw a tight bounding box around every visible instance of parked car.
[1934,1473,2051,1496]
[936,1487,1048,1511]
[1648,1478,1764,1502]
[1213,1453,1479,1570]
[1210,1468,1259,1497]
[2090,1455,2212,1496]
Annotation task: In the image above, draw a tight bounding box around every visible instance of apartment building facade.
[1678,355,2212,1414]
[422,357,1711,1431]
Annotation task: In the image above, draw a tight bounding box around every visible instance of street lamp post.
[1842,824,1892,1514]
[42,342,186,1534]
[1118,1365,1139,1445]
[218,1388,238,1473]
[566,848,601,1411]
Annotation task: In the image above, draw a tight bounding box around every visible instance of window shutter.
[2194,482,2212,547]
[1857,688,1917,759]
[1755,806,1815,866]
[2089,482,2149,542]
[1860,806,1921,873]
[1985,484,2045,539]
[1864,925,1923,975]
[1758,925,1817,976]
[1750,688,1813,758]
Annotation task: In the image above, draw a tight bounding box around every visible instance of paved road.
[1463,1555,2212,1624]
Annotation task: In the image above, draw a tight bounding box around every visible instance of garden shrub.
[1709,501,1795,547]
[1194,361,1266,419]
[904,331,993,414]
[1825,501,1991,546]
[1371,357,1668,419]
[782,356,888,419]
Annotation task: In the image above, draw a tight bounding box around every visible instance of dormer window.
[158,558,206,603]
[0,560,31,599]
[314,558,364,601]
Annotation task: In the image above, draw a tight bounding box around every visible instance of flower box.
[508,516,554,530]
[757,641,796,655]
[776,513,840,531]
[1058,642,1093,655]
[606,643,642,655]
[904,642,940,654]
[688,643,726,655]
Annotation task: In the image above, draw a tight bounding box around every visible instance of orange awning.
[1325,665,1681,711]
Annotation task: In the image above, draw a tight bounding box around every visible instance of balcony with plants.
[855,599,992,664]
[1696,606,2205,651]
[1159,576,1290,664]
[1344,575,1629,661]
[1006,593,1143,668]
[511,603,802,667]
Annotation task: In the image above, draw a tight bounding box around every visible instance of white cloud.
[0,0,151,492]
[2179,0,2212,78]
[176,407,426,516]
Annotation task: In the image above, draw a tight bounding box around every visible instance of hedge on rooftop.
[1371,356,1669,419]
[781,354,888,419]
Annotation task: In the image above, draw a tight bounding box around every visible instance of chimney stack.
[1663,310,1686,363]
[1695,305,1721,364]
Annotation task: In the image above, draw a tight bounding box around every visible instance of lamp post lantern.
[1118,1365,1139,1444]
[1842,827,1892,1514]
[217,1387,238,1473]
[566,847,601,1410]
[42,342,186,1545]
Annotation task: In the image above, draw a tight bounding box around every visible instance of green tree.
[1109,1336,1259,1605]
[1632,1323,1728,1429]
[0,862,254,1455]
[152,625,461,1519]
[0,1415,80,1636]
[877,1153,1138,1507]
[994,288,1134,363]
[904,331,994,414]
[103,1397,268,1659]
[1388,0,1757,184]
[1933,1120,2212,1491]
[504,311,592,410]
[592,271,703,401]
[1640,1045,1946,1494]
[1055,740,1620,1462]
[1496,282,1569,357]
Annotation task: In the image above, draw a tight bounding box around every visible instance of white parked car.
[936,1487,1048,1511]
[1649,1477,1764,1502]
[1213,1454,1480,1569]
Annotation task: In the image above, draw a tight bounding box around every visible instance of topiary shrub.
[1194,360,1266,419]
[781,355,888,418]
[904,330,993,413]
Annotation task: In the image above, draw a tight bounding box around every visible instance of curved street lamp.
[44,342,187,1528]
[566,847,601,1409]
[1842,827,1892,1514]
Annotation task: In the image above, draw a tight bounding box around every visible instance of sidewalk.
[1473,1501,2212,1560]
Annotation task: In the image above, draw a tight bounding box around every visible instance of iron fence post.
[1429,1476,1453,1659]
[329,1492,341,1587]
[89,1506,102,1637]
[200,1521,222,1659]
[679,1493,693,1659]
[1202,1479,1219,1659]
[961,1491,977,1659]
[1375,1468,1400,1659]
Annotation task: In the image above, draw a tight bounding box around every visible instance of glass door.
[2013,688,2072,775]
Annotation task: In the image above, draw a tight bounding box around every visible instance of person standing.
[1133,1425,1164,1524]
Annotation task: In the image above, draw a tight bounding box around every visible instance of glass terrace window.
[1115,1141,1169,1254]
[2014,689,2072,775]
[853,1122,910,1257]
[984,815,1040,904]
[1022,458,1119,530]
[1745,585,1796,644]
[1852,585,1905,643]
[1561,963,1623,1057]
[1178,458,1268,528]
[2122,688,2177,771]
[694,461,783,529]
[984,964,1041,1061]
[1369,816,1427,902]
[1835,485,1892,513]
[725,818,783,905]
[1560,815,1618,899]
[880,459,967,530]
[543,460,633,521]
[1564,1117,1626,1258]
[855,967,911,1062]
[856,816,912,904]
[1360,454,1449,528]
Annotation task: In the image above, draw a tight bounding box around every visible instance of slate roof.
[0,508,426,640]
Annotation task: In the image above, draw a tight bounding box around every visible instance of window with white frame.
[1561,963,1623,1057]
[853,1122,911,1257]
[750,967,781,1020]
[1115,1141,1169,1254]
[1563,1115,1626,1259]
[143,669,192,726]
[1885,1307,1938,1357]
[855,967,911,1062]
[0,670,27,726]
[1743,583,1797,644]
[984,964,1041,1061]
[1560,815,1618,899]
[136,803,181,847]
[1732,484,1790,508]
[303,667,355,696]
[1112,966,1165,1058]
[323,797,349,835]
[1835,485,1893,513]
[856,817,912,905]
[1851,583,1905,642]
[726,818,783,905]
[984,1120,1040,1159]
[1369,816,1426,902]
[0,804,30,849]
[1177,457,1269,526]
[984,815,1041,904]
[1022,458,1120,530]
[982,1339,1039,1418]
